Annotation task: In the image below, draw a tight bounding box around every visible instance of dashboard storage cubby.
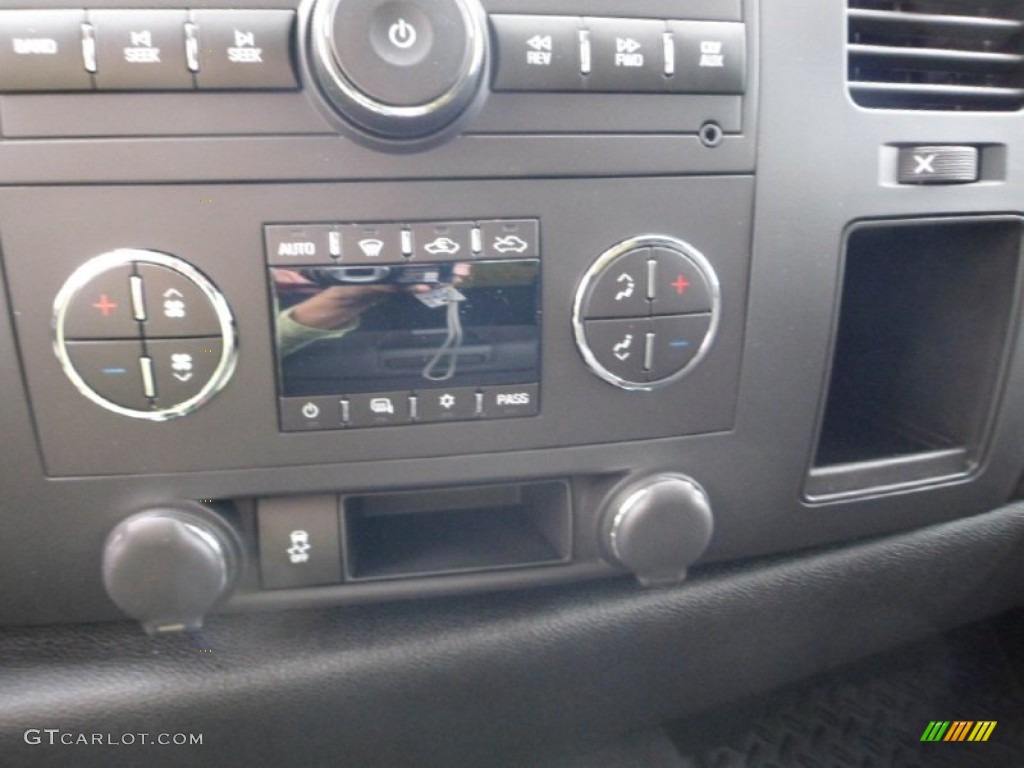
[342,481,571,580]
[807,216,1023,499]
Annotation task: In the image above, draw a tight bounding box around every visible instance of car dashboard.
[2,0,1024,765]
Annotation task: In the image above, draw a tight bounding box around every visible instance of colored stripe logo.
[921,721,996,742]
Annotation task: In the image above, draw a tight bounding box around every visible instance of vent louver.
[848,1,1024,111]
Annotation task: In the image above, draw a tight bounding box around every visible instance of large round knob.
[102,503,243,634]
[601,474,713,586]
[308,0,488,141]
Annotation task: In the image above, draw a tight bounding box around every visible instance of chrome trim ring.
[52,249,238,422]
[310,0,487,139]
[572,235,722,392]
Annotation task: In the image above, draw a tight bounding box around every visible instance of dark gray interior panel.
[3,503,1024,767]
[2,177,752,477]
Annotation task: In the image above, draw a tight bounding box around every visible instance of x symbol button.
[913,153,936,175]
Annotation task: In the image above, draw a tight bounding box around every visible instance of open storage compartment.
[806,216,1023,499]
[343,480,571,580]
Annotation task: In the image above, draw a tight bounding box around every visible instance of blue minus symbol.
[670,340,691,348]
[102,367,128,375]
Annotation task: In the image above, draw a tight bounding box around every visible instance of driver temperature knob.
[308,0,488,141]
[102,503,243,634]
[601,474,713,587]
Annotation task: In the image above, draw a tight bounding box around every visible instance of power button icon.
[388,18,417,49]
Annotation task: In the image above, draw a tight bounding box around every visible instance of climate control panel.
[574,236,719,390]
[53,249,237,419]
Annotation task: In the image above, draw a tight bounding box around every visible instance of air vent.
[848,1,1024,111]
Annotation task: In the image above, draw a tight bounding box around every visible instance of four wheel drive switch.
[257,495,343,590]
[897,146,980,185]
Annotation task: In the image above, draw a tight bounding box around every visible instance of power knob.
[308,0,488,142]
[102,503,243,634]
[601,474,713,586]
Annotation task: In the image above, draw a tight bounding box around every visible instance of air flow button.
[136,263,222,338]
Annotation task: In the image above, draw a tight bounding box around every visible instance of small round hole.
[698,122,724,148]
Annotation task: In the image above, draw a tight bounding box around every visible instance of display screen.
[270,260,541,397]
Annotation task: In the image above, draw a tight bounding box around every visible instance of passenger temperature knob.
[601,474,713,586]
[102,503,243,633]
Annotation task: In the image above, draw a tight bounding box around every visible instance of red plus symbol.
[92,294,118,317]
[671,274,691,295]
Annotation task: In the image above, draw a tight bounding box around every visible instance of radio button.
[480,383,539,419]
[192,10,297,90]
[279,396,342,431]
[490,15,583,92]
[0,10,93,92]
[90,10,193,91]
[147,337,223,408]
[582,247,650,319]
[64,340,150,410]
[479,219,539,259]
[582,317,649,385]
[62,264,138,340]
[343,223,405,264]
[410,221,474,261]
[650,247,712,315]
[416,386,479,422]
[585,17,667,92]
[347,391,413,428]
[137,264,221,338]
